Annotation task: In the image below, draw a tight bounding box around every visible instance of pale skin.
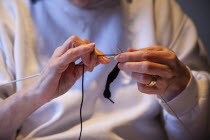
[115,47,190,101]
[0,35,110,139]
[0,0,191,139]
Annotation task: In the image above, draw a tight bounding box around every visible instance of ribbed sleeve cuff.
[157,70,198,116]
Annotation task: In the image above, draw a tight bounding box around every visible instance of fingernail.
[114,54,122,61]
[127,48,135,52]
[118,63,122,69]
[84,43,95,48]
[88,43,95,47]
[85,43,95,51]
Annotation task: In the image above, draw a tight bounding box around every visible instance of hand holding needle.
[0,47,121,87]
[97,47,123,58]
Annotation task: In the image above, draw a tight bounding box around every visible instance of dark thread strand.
[103,62,120,103]
[79,65,85,140]
[31,0,38,3]
[108,98,114,104]
[97,54,118,57]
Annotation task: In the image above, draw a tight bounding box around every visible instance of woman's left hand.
[115,46,191,101]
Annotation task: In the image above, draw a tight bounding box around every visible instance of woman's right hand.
[30,35,110,103]
[0,35,110,138]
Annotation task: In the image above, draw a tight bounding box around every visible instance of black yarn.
[31,0,37,3]
[79,64,85,140]
[103,62,120,103]
[79,63,120,139]
[31,0,40,4]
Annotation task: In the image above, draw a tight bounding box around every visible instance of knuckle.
[67,49,77,57]
[141,62,151,72]
[142,51,150,60]
[58,57,65,64]
[159,46,168,51]
[124,55,129,61]
[70,35,79,41]
[67,50,74,56]
[119,63,125,69]
[168,52,178,63]
[121,54,129,61]
[53,46,62,56]
[171,53,177,60]
[166,70,175,78]
[55,46,62,51]
[68,36,81,48]
[70,41,79,48]
[140,74,147,81]
[133,73,148,84]
[82,39,90,44]
[161,67,173,78]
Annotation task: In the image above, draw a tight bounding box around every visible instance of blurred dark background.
[176,0,210,55]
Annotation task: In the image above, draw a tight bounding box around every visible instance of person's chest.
[16,1,166,139]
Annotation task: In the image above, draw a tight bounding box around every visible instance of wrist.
[28,69,61,104]
[17,85,47,109]
[0,85,49,136]
[164,64,191,101]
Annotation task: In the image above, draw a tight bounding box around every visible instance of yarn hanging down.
[78,62,120,139]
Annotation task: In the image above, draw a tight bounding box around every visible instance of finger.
[81,38,110,64]
[81,43,95,66]
[132,73,168,90]
[63,35,83,49]
[81,39,90,44]
[115,49,177,68]
[59,43,95,66]
[118,61,174,79]
[82,48,110,71]
[63,63,90,83]
[115,51,163,63]
[131,73,153,85]
[73,64,89,79]
[80,39,105,67]
[54,35,83,57]
[82,50,97,72]
[95,49,110,64]
[137,83,166,95]
[73,63,100,79]
[128,46,167,52]
[80,39,93,68]
[87,52,97,72]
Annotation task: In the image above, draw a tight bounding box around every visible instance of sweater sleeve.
[0,0,16,102]
[154,0,210,139]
